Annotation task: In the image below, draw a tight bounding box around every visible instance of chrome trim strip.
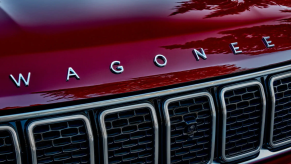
[212,148,291,163]
[0,126,21,164]
[241,148,291,163]
[99,103,159,164]
[163,92,216,164]
[219,81,266,162]
[27,115,94,164]
[0,64,291,123]
[268,72,291,148]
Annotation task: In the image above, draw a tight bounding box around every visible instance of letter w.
[10,72,31,87]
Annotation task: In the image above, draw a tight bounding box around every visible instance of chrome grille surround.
[99,103,159,164]
[27,115,94,164]
[268,72,291,148]
[219,81,266,162]
[1,65,291,163]
[163,92,216,164]
[0,126,21,164]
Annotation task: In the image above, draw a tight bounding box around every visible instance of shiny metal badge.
[9,36,279,88]
[154,54,167,67]
[10,73,31,87]
[192,48,207,61]
[262,36,275,48]
[110,61,124,74]
[67,67,80,81]
[230,42,242,54]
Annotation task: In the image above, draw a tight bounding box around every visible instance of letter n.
[192,48,207,61]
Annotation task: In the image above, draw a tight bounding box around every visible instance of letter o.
[154,54,167,67]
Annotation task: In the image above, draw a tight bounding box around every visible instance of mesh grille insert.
[32,119,90,164]
[271,75,291,144]
[103,106,156,164]
[222,83,264,159]
[166,94,214,164]
[0,130,16,164]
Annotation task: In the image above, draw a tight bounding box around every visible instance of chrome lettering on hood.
[9,37,275,87]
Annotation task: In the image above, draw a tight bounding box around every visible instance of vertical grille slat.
[269,72,291,148]
[220,81,266,162]
[0,126,20,164]
[163,92,216,164]
[27,115,94,164]
[99,103,158,164]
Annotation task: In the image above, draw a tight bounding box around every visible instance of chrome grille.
[27,115,94,164]
[163,93,215,164]
[0,130,15,164]
[2,65,291,164]
[269,72,291,148]
[99,103,158,164]
[220,81,266,162]
[0,126,20,164]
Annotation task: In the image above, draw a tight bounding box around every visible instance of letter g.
[110,61,124,74]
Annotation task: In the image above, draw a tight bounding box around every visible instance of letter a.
[67,67,80,81]
[10,72,31,87]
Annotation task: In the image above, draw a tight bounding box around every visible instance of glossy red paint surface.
[0,0,291,110]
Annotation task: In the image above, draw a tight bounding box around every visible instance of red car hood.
[0,0,291,110]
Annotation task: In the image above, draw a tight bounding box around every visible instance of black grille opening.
[32,119,90,164]
[103,107,156,164]
[166,94,214,164]
[222,84,264,158]
[272,76,291,144]
[0,129,17,164]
